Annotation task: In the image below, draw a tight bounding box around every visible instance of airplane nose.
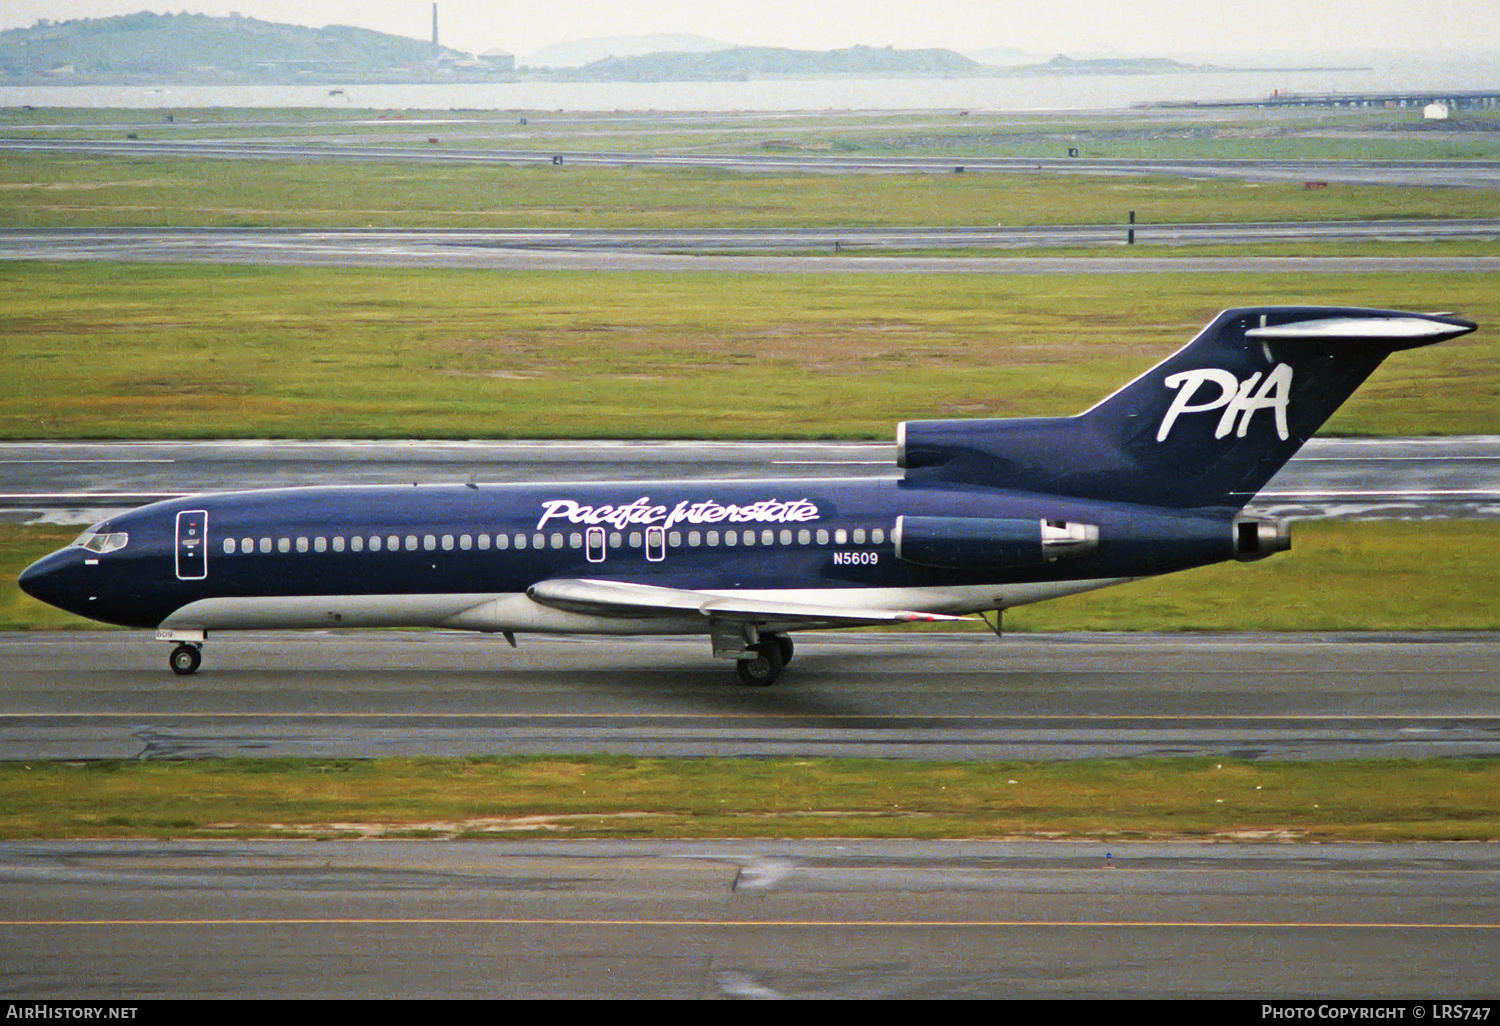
[18,551,71,611]
[18,558,45,599]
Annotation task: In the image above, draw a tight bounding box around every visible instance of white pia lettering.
[1156,363,1293,442]
[536,496,821,532]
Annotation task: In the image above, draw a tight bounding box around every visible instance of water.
[2,58,1497,111]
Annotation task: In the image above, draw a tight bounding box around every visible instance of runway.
[2,632,1495,762]
[5,137,1499,189]
[4,220,1498,262]
[1,838,1495,998]
[4,436,1498,523]
[5,225,1500,273]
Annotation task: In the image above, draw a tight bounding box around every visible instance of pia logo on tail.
[1157,364,1293,442]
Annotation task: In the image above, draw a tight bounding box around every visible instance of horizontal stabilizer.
[527,578,963,626]
[1245,315,1475,347]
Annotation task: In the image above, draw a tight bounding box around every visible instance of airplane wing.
[526,578,964,627]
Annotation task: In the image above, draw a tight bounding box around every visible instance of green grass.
[3,263,1495,440]
[4,521,1496,632]
[2,756,1496,841]
[5,153,1499,229]
[6,104,1499,159]
[1006,521,1500,633]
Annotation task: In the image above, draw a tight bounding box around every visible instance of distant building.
[478,47,516,72]
[1423,101,1450,120]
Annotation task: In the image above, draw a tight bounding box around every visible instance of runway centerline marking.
[3,713,1497,722]
[4,917,1497,930]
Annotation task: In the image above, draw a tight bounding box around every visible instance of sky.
[4,1,1496,60]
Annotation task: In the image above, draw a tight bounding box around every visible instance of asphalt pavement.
[3,838,1494,998]
[5,137,1499,188]
[3,631,1495,762]
[3,437,1497,522]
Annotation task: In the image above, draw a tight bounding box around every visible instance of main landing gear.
[735,633,793,687]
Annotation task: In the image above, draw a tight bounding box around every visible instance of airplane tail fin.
[898,307,1475,509]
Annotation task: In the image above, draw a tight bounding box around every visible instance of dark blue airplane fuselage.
[20,476,1238,630]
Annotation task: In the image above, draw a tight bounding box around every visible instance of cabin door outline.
[175,509,208,580]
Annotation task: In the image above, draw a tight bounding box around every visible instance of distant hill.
[547,45,984,82]
[964,46,1033,68]
[1003,54,1202,75]
[524,34,734,69]
[0,11,513,85]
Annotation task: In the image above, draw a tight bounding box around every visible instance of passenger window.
[569,533,582,549]
[872,528,885,545]
[668,531,682,548]
[442,535,455,551]
[388,535,400,551]
[609,531,622,548]
[779,529,792,545]
[278,538,290,553]
[260,538,272,554]
[296,537,309,553]
[369,536,381,552]
[514,534,526,550]
[835,529,848,545]
[761,529,774,546]
[743,530,755,546]
[351,536,364,552]
[314,537,327,553]
[459,535,471,551]
[853,528,866,544]
[241,536,253,553]
[550,533,564,550]
[405,536,418,552]
[628,531,642,548]
[423,535,436,551]
[480,534,492,550]
[688,531,701,547]
[533,533,545,549]
[223,538,236,554]
[332,537,344,552]
[707,530,719,546]
[817,529,829,545]
[798,529,811,545]
[724,530,737,547]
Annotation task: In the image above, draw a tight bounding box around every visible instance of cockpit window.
[73,529,129,554]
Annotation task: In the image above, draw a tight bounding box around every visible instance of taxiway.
[1,838,1495,998]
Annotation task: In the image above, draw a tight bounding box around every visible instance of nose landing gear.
[169,642,202,675]
[158,629,206,676]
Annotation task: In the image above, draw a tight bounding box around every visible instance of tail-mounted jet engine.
[1232,516,1291,562]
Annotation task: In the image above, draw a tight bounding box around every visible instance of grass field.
[2,755,1496,842]
[4,520,1497,632]
[6,154,1500,230]
[3,264,1495,440]
[6,104,1499,160]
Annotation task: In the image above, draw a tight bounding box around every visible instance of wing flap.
[526,578,963,626]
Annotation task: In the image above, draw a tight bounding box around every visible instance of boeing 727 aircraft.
[19,306,1476,686]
